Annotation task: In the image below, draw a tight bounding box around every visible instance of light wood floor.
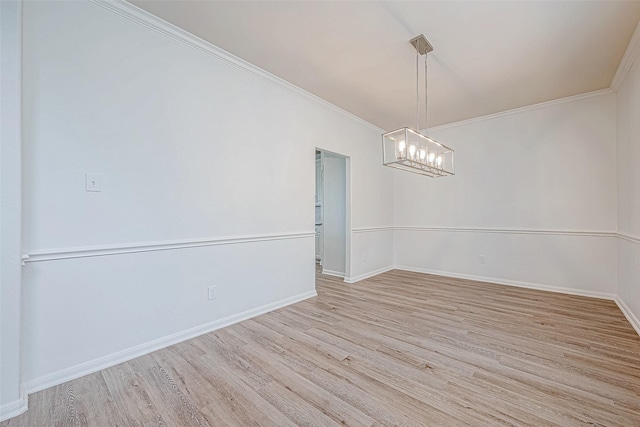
[4,269,640,426]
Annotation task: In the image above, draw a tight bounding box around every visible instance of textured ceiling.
[130,0,640,130]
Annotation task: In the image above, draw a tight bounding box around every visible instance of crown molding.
[611,20,640,93]
[429,89,613,133]
[87,0,383,134]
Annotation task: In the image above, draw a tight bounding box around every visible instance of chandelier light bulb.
[428,152,435,164]
[409,144,416,159]
[419,148,426,161]
[396,139,407,160]
[436,155,443,167]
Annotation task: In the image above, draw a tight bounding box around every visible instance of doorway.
[315,149,350,279]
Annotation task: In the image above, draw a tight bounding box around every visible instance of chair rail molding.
[617,232,640,244]
[352,226,394,233]
[22,231,315,264]
[381,226,617,238]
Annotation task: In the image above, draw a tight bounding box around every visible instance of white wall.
[394,91,619,297]
[616,48,640,332]
[349,228,394,282]
[11,1,638,421]
[348,136,395,282]
[321,153,347,276]
[0,0,26,421]
[20,0,393,390]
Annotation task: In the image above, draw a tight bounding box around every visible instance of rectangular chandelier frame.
[382,127,454,177]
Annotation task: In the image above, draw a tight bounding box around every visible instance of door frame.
[315,148,351,281]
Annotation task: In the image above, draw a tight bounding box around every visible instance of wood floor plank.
[72,372,131,427]
[101,362,167,426]
[3,269,640,426]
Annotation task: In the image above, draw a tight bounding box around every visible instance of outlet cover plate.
[85,173,102,192]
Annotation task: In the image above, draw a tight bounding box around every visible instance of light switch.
[85,173,102,192]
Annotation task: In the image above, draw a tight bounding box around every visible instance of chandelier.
[382,35,454,177]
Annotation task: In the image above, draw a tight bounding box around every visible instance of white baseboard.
[24,290,316,394]
[394,265,616,300]
[345,266,394,283]
[0,396,28,423]
[321,269,345,278]
[615,297,640,337]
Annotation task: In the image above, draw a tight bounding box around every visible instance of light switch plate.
[85,173,102,192]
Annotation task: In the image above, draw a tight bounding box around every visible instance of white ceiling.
[130,1,640,130]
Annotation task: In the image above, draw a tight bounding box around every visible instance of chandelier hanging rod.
[410,35,432,132]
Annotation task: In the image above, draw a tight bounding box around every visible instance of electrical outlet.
[207,286,217,300]
[362,253,367,263]
[479,255,486,264]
